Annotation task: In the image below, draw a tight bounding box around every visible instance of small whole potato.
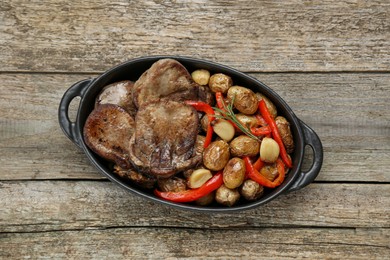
[223,157,246,189]
[203,140,230,171]
[215,184,240,207]
[227,86,258,115]
[193,135,206,157]
[275,116,294,154]
[208,73,233,93]
[200,114,209,132]
[259,164,278,181]
[235,114,258,129]
[195,191,215,206]
[230,135,260,157]
[256,93,277,118]
[240,179,264,201]
[201,111,221,133]
[260,137,280,163]
[191,69,210,85]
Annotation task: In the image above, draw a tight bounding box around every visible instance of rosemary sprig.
[213,96,260,141]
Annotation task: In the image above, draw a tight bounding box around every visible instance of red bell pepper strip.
[185,100,215,119]
[154,172,223,203]
[258,100,292,168]
[215,92,226,111]
[216,94,269,138]
[250,125,271,136]
[215,92,241,131]
[255,114,268,126]
[203,123,214,148]
[253,157,265,171]
[244,157,285,188]
[185,100,215,148]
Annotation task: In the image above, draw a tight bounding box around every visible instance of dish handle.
[287,120,323,192]
[58,78,94,149]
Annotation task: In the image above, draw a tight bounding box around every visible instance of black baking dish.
[58,56,323,212]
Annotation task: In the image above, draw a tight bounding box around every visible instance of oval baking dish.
[58,56,323,212]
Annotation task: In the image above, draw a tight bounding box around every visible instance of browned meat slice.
[113,165,156,189]
[95,80,137,117]
[83,104,135,169]
[133,59,211,108]
[129,100,202,178]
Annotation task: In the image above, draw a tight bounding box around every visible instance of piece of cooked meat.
[113,165,156,189]
[129,100,202,178]
[132,59,212,108]
[83,104,135,169]
[95,80,137,117]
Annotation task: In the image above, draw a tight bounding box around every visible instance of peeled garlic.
[260,137,280,163]
[188,168,213,189]
[213,119,235,142]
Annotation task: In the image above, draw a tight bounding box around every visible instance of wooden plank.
[1,227,388,259]
[0,74,103,180]
[0,73,389,182]
[1,181,389,233]
[1,0,389,73]
[259,73,390,182]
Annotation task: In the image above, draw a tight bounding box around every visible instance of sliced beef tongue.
[133,58,213,108]
[83,104,135,169]
[113,165,156,189]
[95,80,137,117]
[129,100,202,178]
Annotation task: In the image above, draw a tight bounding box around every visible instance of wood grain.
[1,0,389,73]
[2,1,390,259]
[1,227,389,259]
[0,73,389,181]
[1,181,389,233]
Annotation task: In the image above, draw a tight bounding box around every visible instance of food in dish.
[83,58,294,206]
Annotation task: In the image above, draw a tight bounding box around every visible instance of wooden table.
[1,1,389,259]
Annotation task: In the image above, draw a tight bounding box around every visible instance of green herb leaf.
[213,95,260,141]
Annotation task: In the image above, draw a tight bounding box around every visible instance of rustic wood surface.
[1,0,389,259]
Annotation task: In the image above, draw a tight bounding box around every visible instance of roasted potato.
[256,93,277,118]
[227,86,258,115]
[203,140,230,171]
[191,69,210,85]
[275,116,294,154]
[200,114,209,132]
[208,73,233,93]
[158,177,187,192]
[215,184,240,207]
[259,164,278,181]
[193,135,206,156]
[240,179,264,201]
[260,137,280,163]
[235,114,258,129]
[195,191,215,206]
[223,157,246,189]
[230,135,260,157]
[200,111,221,133]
